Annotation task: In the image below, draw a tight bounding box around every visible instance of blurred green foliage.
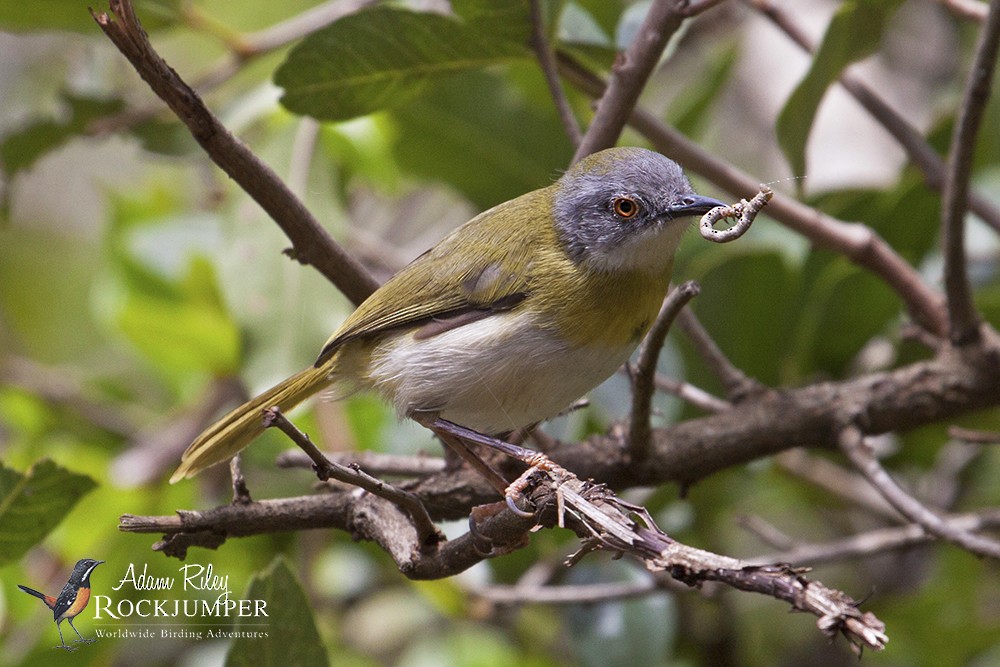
[0,1,998,666]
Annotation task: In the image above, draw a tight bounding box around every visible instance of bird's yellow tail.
[170,365,330,483]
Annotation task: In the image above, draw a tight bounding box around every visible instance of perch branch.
[629,281,700,460]
[263,407,441,548]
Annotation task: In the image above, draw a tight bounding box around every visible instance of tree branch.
[263,407,442,548]
[91,0,380,307]
[529,0,581,147]
[941,0,1000,344]
[752,508,1000,567]
[124,452,889,651]
[748,0,1000,233]
[572,0,686,161]
[838,424,1000,559]
[558,54,950,336]
[548,334,1000,489]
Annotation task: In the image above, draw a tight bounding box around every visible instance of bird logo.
[18,558,104,651]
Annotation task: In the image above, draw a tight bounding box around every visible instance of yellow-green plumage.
[171,148,720,482]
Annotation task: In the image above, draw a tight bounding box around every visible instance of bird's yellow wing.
[316,186,565,364]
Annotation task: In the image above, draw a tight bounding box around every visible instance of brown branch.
[941,0,1000,344]
[572,0,686,162]
[506,464,888,652]
[131,453,885,647]
[948,426,1000,444]
[678,0,731,16]
[529,0,581,147]
[838,425,1000,559]
[547,334,1000,489]
[558,54,950,336]
[263,407,442,548]
[92,0,380,307]
[748,0,1000,234]
[234,0,377,58]
[653,373,732,412]
[276,449,447,476]
[629,281,700,460]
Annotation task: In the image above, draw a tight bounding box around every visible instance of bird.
[171,147,725,484]
[18,558,104,651]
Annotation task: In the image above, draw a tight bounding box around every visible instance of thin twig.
[572,0,686,162]
[678,0,731,16]
[229,454,252,505]
[92,0,380,306]
[652,373,731,412]
[676,309,761,400]
[941,0,1000,345]
[752,508,1000,567]
[629,281,700,460]
[529,0,581,147]
[263,407,442,548]
[775,449,901,521]
[737,514,795,550]
[948,426,1000,444]
[839,424,1000,559]
[276,449,447,476]
[507,464,889,652]
[474,580,658,604]
[235,0,377,57]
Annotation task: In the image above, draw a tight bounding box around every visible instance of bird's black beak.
[666,194,727,219]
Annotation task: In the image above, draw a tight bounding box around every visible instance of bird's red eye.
[612,196,640,219]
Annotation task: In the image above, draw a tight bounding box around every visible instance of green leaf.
[775,0,904,177]
[794,262,899,376]
[683,249,795,386]
[0,92,124,177]
[391,68,574,208]
[226,557,329,667]
[451,0,532,43]
[0,460,97,565]
[275,5,530,121]
[668,43,737,138]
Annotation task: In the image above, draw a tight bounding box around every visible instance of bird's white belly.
[364,310,634,434]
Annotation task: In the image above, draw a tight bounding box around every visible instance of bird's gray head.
[552,147,724,272]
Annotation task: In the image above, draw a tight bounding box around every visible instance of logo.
[92,562,270,642]
[17,558,104,652]
[17,559,270,650]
